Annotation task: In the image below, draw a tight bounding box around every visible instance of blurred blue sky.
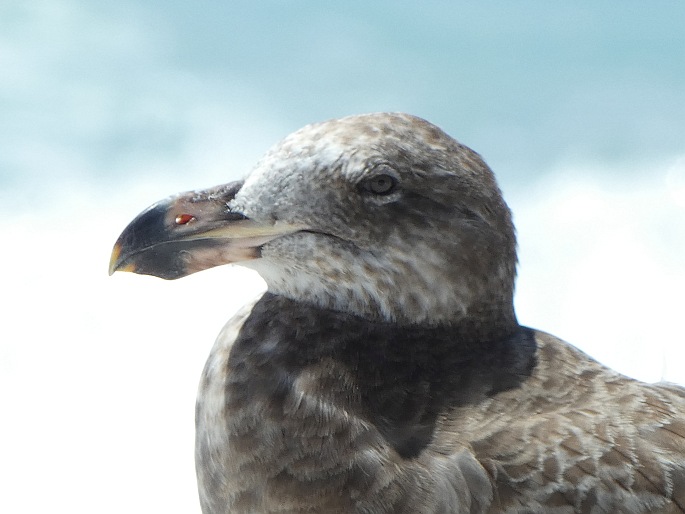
[2,0,684,206]
[1,2,684,513]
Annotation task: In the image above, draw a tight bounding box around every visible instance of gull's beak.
[109,181,305,279]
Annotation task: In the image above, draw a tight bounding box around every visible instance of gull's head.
[110,113,517,327]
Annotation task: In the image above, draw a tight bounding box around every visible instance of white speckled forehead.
[232,112,483,221]
[255,117,371,178]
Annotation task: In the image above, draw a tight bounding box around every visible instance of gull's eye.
[361,173,398,196]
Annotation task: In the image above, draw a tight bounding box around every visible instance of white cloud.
[513,155,685,383]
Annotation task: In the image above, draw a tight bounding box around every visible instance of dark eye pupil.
[368,174,396,195]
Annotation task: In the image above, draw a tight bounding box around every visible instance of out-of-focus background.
[1,1,684,512]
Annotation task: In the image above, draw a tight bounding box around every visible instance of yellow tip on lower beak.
[109,243,135,275]
[108,244,121,275]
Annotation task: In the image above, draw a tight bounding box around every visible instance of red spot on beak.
[175,214,195,225]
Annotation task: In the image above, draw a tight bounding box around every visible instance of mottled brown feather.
[195,299,685,514]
